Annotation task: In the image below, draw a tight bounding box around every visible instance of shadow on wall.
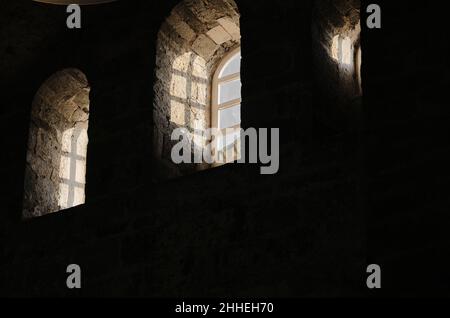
[153,0,241,180]
[23,69,90,219]
[312,0,362,131]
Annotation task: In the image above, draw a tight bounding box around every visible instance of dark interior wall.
[0,0,177,291]
[0,0,411,297]
[362,1,450,296]
[0,0,177,224]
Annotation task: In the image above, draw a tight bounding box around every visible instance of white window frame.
[211,46,241,164]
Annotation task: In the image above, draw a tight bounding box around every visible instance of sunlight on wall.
[23,68,89,218]
[170,52,208,149]
[331,35,353,66]
[58,127,88,210]
[153,0,241,177]
[356,46,362,93]
[341,37,352,65]
[332,35,339,61]
[170,101,186,126]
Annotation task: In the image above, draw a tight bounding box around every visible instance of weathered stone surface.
[167,12,197,43]
[23,69,90,219]
[192,34,219,60]
[153,0,240,179]
[218,18,240,41]
[207,25,232,45]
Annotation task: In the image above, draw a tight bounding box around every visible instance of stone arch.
[153,0,241,178]
[312,0,362,129]
[23,69,90,219]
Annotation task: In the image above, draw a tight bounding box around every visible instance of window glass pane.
[218,79,241,104]
[219,52,241,79]
[219,104,241,129]
[217,130,240,151]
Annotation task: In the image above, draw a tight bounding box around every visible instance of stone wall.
[0,0,370,297]
[23,69,90,219]
[362,0,450,296]
[153,0,240,178]
[0,0,448,297]
[312,0,361,131]
[0,0,362,297]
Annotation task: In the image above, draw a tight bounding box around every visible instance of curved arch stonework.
[23,69,90,219]
[153,0,241,178]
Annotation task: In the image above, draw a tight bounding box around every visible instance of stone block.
[218,18,240,41]
[192,34,219,60]
[167,12,197,43]
[206,25,232,45]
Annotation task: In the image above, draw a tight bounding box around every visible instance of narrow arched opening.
[23,69,90,219]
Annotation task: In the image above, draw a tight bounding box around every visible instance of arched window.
[23,69,90,219]
[153,0,241,178]
[212,47,242,164]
